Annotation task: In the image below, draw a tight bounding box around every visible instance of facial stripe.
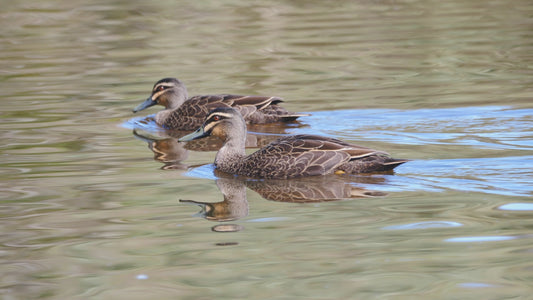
[153,82,176,90]
[150,82,176,100]
[151,88,170,100]
[208,112,233,120]
[203,121,218,133]
[203,112,233,131]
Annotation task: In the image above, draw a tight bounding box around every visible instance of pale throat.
[166,96,184,109]
[155,109,174,124]
[161,90,188,110]
[214,132,247,168]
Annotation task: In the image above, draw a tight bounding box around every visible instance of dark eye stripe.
[207,115,223,123]
[207,112,233,122]
[154,85,167,92]
[153,83,175,92]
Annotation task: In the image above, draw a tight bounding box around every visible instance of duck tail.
[280,113,311,122]
[382,158,409,171]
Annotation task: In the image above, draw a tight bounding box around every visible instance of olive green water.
[1,0,533,299]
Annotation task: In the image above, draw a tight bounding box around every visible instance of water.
[1,0,533,299]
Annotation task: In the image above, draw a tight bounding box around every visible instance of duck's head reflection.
[180,177,249,222]
[133,129,190,170]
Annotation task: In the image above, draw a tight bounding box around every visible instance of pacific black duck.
[178,107,408,179]
[133,77,307,130]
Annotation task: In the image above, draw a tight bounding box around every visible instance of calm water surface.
[1,0,533,299]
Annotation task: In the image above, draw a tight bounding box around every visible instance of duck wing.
[203,94,286,120]
[245,135,387,178]
[172,95,305,129]
[286,134,389,156]
[167,95,275,129]
[177,94,281,117]
[198,94,307,121]
[187,94,282,111]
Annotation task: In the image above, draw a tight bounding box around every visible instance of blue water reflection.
[445,236,517,243]
[383,221,463,230]
[299,106,533,150]
[498,203,533,211]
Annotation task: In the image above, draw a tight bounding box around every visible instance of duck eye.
[157,86,165,91]
[213,115,220,121]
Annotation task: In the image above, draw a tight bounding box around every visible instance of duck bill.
[133,96,156,113]
[178,127,209,142]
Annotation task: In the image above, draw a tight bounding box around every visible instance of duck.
[178,107,408,179]
[133,77,307,130]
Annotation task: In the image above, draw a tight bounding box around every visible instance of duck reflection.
[133,129,189,169]
[132,126,290,170]
[243,175,387,203]
[180,177,249,222]
[180,171,387,225]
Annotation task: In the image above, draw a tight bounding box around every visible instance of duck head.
[133,77,189,113]
[178,107,246,143]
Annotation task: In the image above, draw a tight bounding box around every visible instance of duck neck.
[214,131,247,171]
[155,92,188,124]
[167,91,187,109]
[155,109,174,125]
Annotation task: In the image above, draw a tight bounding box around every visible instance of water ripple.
[445,236,517,243]
[300,106,533,151]
[396,157,533,196]
[383,221,463,230]
[498,203,533,211]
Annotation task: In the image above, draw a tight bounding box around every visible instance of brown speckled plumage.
[133,78,307,130]
[179,107,408,179]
